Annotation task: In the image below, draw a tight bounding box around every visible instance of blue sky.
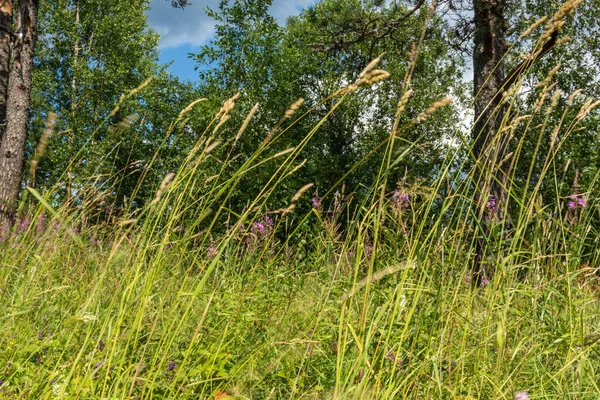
[146,0,317,82]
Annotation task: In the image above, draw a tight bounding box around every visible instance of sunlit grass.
[1,29,599,400]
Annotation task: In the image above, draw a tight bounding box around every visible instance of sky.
[146,0,317,82]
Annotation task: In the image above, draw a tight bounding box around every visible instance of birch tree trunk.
[0,0,39,223]
[472,0,509,281]
[0,0,12,130]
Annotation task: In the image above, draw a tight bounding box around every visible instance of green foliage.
[192,0,468,211]
[0,67,599,397]
[29,0,210,214]
[506,0,600,209]
[3,2,599,397]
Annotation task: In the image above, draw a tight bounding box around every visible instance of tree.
[0,0,10,127]
[0,0,39,223]
[192,0,465,209]
[470,0,581,281]
[0,0,191,223]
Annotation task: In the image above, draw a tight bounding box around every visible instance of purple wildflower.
[392,191,410,208]
[167,362,176,371]
[311,196,321,208]
[365,245,373,256]
[264,215,273,227]
[481,278,490,286]
[251,222,265,234]
[486,196,497,213]
[207,247,217,258]
[17,218,31,233]
[568,193,587,211]
[95,361,104,368]
[37,332,43,340]
[36,214,46,232]
[348,250,354,258]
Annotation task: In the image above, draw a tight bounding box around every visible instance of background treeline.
[28,0,599,222]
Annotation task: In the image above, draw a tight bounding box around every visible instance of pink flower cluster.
[568,193,587,211]
[392,191,409,209]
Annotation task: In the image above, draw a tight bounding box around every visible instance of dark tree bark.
[470,0,562,282]
[472,0,509,281]
[0,0,12,130]
[0,0,39,222]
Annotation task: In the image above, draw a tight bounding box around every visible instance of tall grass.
[1,14,599,400]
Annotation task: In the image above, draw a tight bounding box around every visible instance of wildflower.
[392,191,410,209]
[207,247,217,258]
[17,217,30,233]
[264,215,273,227]
[311,196,321,208]
[167,362,176,371]
[37,332,43,340]
[251,222,265,234]
[486,196,497,213]
[348,250,354,258]
[95,361,104,368]
[481,278,490,286]
[6,362,12,368]
[514,392,529,400]
[36,214,46,232]
[568,193,587,210]
[365,245,373,256]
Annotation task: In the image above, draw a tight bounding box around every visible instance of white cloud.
[147,0,316,49]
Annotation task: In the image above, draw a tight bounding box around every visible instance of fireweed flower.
[36,214,46,232]
[251,222,265,234]
[568,193,587,210]
[481,278,490,286]
[17,218,31,233]
[264,215,273,227]
[392,191,410,208]
[486,196,497,214]
[311,196,321,208]
[167,362,176,371]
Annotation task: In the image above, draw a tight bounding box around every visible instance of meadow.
[1,44,600,400]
